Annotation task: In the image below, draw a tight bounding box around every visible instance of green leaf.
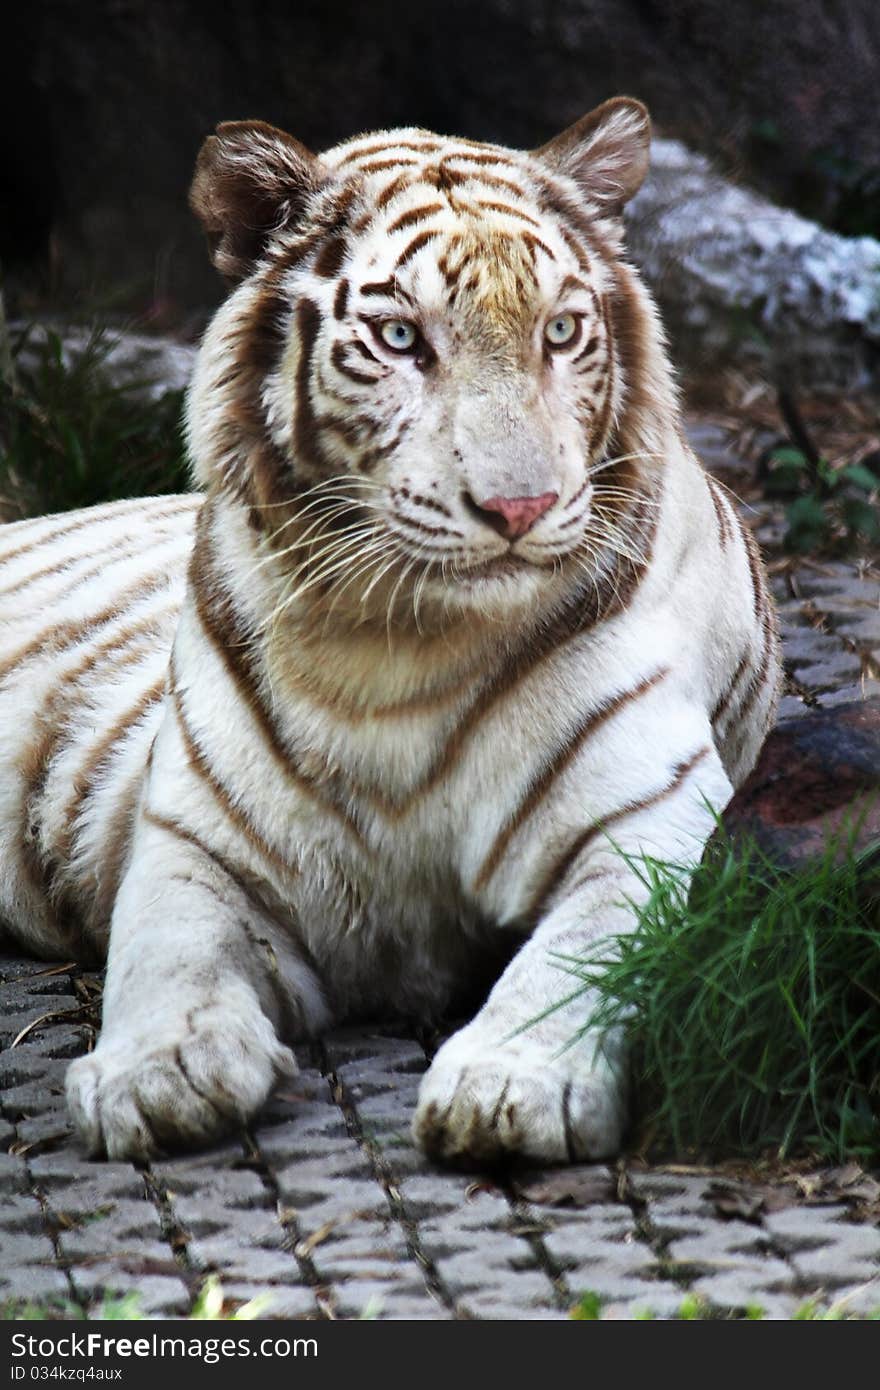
[839,464,880,494]
[768,446,808,467]
[571,1291,603,1320]
[840,496,880,539]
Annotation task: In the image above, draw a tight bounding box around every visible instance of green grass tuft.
[559,823,880,1164]
[0,325,191,521]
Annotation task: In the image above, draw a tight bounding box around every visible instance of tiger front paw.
[66,1002,296,1160]
[412,1023,626,1165]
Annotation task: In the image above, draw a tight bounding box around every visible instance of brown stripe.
[0,508,190,600]
[170,664,295,879]
[387,202,445,233]
[466,172,528,199]
[190,508,367,845]
[571,333,601,366]
[557,223,593,277]
[19,603,176,825]
[447,151,519,170]
[735,610,779,729]
[143,808,279,912]
[350,339,381,364]
[313,235,348,279]
[369,573,624,817]
[91,759,149,926]
[741,520,767,624]
[526,746,712,922]
[373,173,416,211]
[358,157,420,174]
[359,277,397,298]
[473,667,671,892]
[711,652,750,729]
[0,496,195,572]
[394,228,441,269]
[473,200,540,227]
[522,231,556,261]
[0,569,174,685]
[559,274,591,297]
[342,139,440,164]
[333,278,350,320]
[330,340,378,385]
[422,163,468,192]
[58,673,166,864]
[292,297,328,473]
[706,477,731,548]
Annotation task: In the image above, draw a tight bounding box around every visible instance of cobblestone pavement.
[1,425,879,1321]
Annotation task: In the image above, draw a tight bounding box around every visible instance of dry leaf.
[516,1167,616,1207]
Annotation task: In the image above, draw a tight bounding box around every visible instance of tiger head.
[187,98,674,629]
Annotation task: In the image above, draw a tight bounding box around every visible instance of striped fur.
[0,99,780,1163]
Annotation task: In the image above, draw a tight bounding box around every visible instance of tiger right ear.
[189,120,324,282]
[534,97,651,216]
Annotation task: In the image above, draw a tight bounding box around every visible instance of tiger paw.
[66,1004,297,1160]
[412,1025,626,1165]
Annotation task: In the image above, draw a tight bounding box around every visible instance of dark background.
[4,0,880,323]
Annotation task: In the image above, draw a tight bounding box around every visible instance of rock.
[627,141,880,389]
[722,697,880,868]
[11,323,197,402]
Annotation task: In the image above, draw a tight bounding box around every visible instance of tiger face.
[188,99,656,626]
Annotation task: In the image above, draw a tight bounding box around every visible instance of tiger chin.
[0,97,780,1165]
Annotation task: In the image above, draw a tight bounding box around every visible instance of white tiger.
[0,98,780,1163]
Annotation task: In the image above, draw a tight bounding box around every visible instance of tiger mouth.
[452,553,560,581]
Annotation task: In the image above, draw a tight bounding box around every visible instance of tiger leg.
[66,823,329,1160]
[413,739,732,1164]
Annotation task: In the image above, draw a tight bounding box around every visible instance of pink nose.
[469,491,558,540]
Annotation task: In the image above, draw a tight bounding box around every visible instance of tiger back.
[0,98,780,1164]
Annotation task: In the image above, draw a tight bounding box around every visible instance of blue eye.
[380,320,418,352]
[545,313,580,348]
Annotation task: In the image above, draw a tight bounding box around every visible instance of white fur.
[0,110,779,1163]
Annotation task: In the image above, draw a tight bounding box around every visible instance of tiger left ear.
[190,120,325,283]
[534,97,651,214]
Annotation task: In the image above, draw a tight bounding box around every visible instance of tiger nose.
[467,490,559,540]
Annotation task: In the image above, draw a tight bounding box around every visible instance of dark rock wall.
[4,1,880,314]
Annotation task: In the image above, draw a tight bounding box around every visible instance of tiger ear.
[190,120,324,282]
[534,97,651,214]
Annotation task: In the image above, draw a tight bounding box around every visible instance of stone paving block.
[79,1272,190,1318]
[0,1193,70,1302]
[332,1037,427,1081]
[821,1276,880,1318]
[331,1276,444,1319]
[257,1101,351,1158]
[0,1152,29,1193]
[776,695,811,719]
[59,1197,174,1267]
[686,1274,801,1319]
[397,1170,492,1219]
[367,1291,453,1320]
[416,1192,559,1314]
[589,1289,704,1319]
[784,643,863,690]
[763,1207,880,1287]
[541,1206,650,1281]
[663,1220,792,1283]
[817,679,880,706]
[792,565,880,604]
[30,1150,145,1207]
[160,1163,266,1216]
[212,1280,318,1319]
[272,1177,389,1233]
[543,1214,687,1311]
